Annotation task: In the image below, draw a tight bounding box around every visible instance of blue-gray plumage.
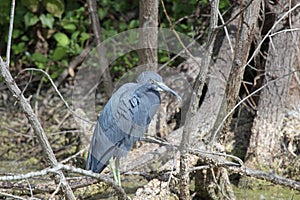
[86,71,181,184]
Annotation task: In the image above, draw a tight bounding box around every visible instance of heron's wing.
[112,83,162,136]
[86,83,137,173]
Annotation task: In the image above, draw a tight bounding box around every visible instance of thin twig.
[160,0,202,68]
[189,165,210,172]
[215,0,254,30]
[6,0,15,66]
[245,3,300,71]
[17,68,96,125]
[143,136,243,167]
[26,179,34,198]
[0,191,27,200]
[229,166,300,191]
[269,28,300,37]
[218,9,233,54]
[212,70,299,141]
[60,148,87,164]
[49,181,62,199]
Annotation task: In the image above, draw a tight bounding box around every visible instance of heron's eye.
[150,79,155,84]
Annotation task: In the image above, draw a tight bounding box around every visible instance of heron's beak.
[154,81,182,102]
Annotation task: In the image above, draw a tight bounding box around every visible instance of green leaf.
[40,13,54,29]
[36,62,46,69]
[159,56,169,63]
[62,23,76,31]
[53,32,70,46]
[12,42,26,54]
[98,8,108,20]
[79,32,90,46]
[12,29,23,39]
[128,20,138,29]
[43,0,65,18]
[219,0,230,10]
[52,46,67,61]
[21,35,29,41]
[24,12,39,28]
[21,0,40,13]
[71,31,80,41]
[31,53,47,63]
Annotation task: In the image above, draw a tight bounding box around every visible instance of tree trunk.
[246,2,300,167]
[217,0,262,137]
[138,0,158,71]
[138,0,159,137]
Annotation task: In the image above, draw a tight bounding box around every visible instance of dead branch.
[0,177,98,193]
[121,129,300,192]
[229,166,300,191]
[0,191,26,200]
[0,57,76,200]
[0,164,129,200]
[5,0,15,66]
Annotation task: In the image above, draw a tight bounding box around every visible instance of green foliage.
[21,0,40,13]
[24,12,39,28]
[0,0,91,81]
[219,0,230,10]
[43,0,65,18]
[40,14,55,29]
[0,1,11,25]
[0,0,231,82]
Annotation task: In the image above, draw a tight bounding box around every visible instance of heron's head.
[137,71,182,102]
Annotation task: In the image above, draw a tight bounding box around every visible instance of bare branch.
[0,57,76,200]
[218,9,233,54]
[6,0,15,66]
[18,68,96,125]
[215,0,253,30]
[126,132,300,191]
[0,191,27,200]
[49,182,62,199]
[0,164,129,200]
[229,166,300,191]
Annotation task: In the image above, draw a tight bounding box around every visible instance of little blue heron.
[86,71,181,186]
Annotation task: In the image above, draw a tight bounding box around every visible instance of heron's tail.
[86,151,108,173]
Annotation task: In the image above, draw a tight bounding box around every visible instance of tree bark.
[217,0,262,137]
[138,0,158,71]
[246,2,300,167]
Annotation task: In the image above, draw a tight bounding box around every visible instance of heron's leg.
[115,157,121,186]
[109,158,118,185]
